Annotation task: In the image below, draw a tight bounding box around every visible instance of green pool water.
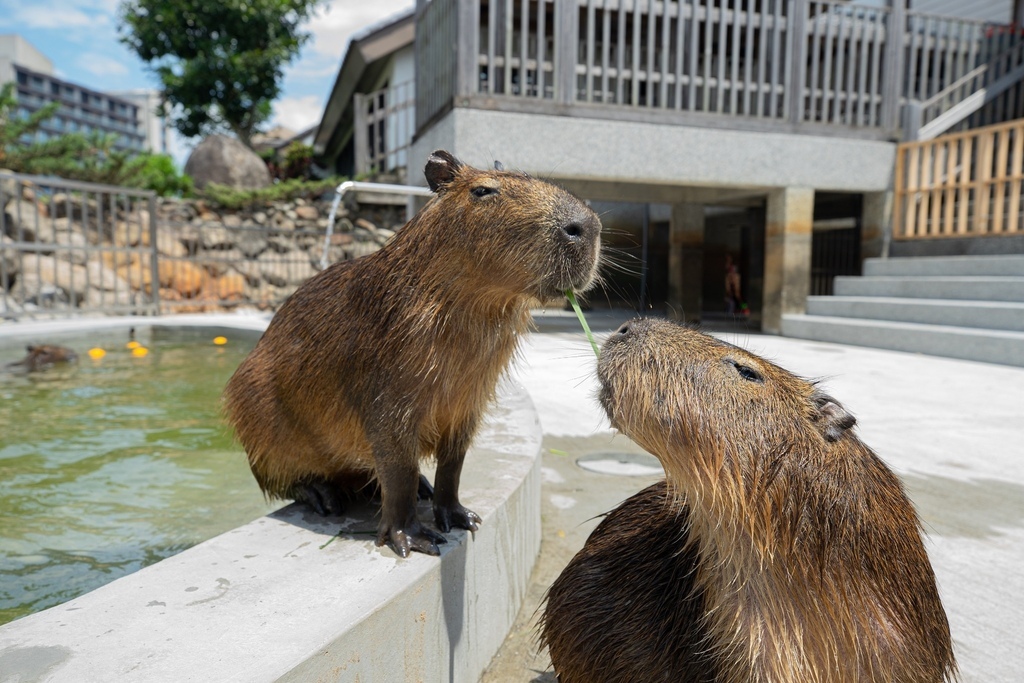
[0,327,278,626]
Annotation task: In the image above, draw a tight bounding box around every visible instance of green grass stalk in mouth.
[566,290,600,358]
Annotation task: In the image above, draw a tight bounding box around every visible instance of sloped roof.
[312,8,415,162]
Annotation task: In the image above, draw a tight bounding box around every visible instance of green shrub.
[201,176,343,210]
[123,154,193,197]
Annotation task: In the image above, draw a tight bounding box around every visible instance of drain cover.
[576,452,663,476]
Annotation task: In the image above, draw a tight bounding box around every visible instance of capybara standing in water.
[5,344,78,372]
[541,318,955,683]
[224,150,601,557]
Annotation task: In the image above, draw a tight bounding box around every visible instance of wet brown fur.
[541,318,956,683]
[223,151,601,556]
[5,344,78,372]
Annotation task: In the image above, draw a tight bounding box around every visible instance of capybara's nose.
[557,206,600,245]
[559,223,584,241]
[609,318,649,343]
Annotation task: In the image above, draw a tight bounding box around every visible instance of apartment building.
[0,34,151,153]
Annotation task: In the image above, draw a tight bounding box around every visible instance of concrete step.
[833,275,1024,302]
[780,314,1024,367]
[863,255,1024,277]
[806,296,1024,332]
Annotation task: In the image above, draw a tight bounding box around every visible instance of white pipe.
[321,181,434,269]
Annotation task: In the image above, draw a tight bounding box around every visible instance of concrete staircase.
[781,255,1024,367]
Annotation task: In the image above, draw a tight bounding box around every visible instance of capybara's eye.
[730,360,763,383]
[471,186,498,198]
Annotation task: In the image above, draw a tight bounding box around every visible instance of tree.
[118,0,324,148]
[0,82,59,166]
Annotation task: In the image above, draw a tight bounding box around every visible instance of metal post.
[456,0,480,98]
[354,93,369,177]
[788,0,809,125]
[881,0,907,134]
[555,0,578,105]
[148,193,161,315]
[904,99,923,141]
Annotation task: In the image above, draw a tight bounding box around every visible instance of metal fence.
[1,173,422,322]
[1,172,159,320]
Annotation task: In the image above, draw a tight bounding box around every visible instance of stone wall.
[153,197,406,312]
[1,184,409,319]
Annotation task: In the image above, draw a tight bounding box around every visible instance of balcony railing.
[415,0,1024,139]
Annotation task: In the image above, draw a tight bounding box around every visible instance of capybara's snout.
[548,194,601,294]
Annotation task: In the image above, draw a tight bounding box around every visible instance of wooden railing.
[895,118,1024,239]
[414,0,1024,140]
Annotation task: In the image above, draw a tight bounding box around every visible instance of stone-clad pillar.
[762,187,814,334]
[861,190,892,261]
[668,203,705,322]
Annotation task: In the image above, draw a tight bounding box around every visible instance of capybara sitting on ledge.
[5,344,78,372]
[541,318,955,683]
[224,151,601,557]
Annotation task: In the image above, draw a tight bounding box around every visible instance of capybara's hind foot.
[291,480,348,516]
[377,520,447,558]
[434,502,481,533]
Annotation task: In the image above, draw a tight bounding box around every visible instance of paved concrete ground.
[482,309,1024,682]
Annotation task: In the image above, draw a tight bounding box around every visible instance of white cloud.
[307,0,414,60]
[285,0,413,84]
[271,95,326,133]
[79,53,129,77]
[0,1,111,29]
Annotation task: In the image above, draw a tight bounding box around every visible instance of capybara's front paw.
[434,502,481,533]
[376,520,447,558]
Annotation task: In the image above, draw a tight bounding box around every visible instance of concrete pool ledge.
[0,315,544,683]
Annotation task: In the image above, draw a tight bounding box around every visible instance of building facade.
[0,34,150,154]
[109,88,169,154]
[316,1,1024,332]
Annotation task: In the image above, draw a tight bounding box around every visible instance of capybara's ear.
[812,391,857,442]
[425,150,464,192]
[494,159,504,171]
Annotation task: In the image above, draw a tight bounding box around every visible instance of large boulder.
[184,135,271,191]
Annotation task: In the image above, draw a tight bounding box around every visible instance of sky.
[0,0,414,166]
